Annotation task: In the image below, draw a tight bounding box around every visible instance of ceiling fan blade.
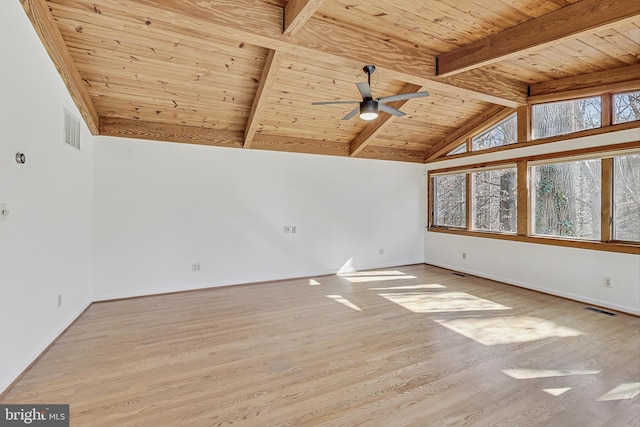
[377,91,430,103]
[356,82,373,100]
[312,100,361,105]
[379,103,406,117]
[342,107,360,120]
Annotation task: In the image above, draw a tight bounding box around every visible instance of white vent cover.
[63,109,81,150]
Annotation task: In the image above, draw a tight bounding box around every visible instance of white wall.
[0,2,93,392]
[92,138,426,299]
[425,129,640,315]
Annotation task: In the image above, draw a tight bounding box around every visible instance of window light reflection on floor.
[379,291,511,313]
[338,271,418,283]
[501,368,600,380]
[369,284,446,291]
[597,382,640,401]
[543,387,572,396]
[326,294,362,312]
[434,316,584,346]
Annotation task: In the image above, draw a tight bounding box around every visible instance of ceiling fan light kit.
[359,100,379,120]
[312,65,429,121]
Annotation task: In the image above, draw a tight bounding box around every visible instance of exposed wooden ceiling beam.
[424,105,516,162]
[437,0,640,77]
[100,117,244,148]
[350,84,424,157]
[135,0,525,107]
[283,0,324,36]
[19,0,100,134]
[529,64,640,97]
[244,50,283,149]
[251,134,349,157]
[354,146,426,163]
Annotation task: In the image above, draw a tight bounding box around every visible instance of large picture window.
[472,168,517,233]
[433,174,466,228]
[429,146,639,253]
[531,159,601,240]
[613,154,640,242]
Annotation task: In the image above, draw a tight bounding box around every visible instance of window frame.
[436,89,640,163]
[471,113,518,151]
[427,143,640,255]
[611,153,640,243]
[612,90,640,125]
[431,172,468,229]
[470,165,518,234]
[529,156,602,242]
[530,95,603,140]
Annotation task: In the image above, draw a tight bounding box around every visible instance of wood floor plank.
[2,264,638,426]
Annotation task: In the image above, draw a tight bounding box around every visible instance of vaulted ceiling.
[20,0,640,162]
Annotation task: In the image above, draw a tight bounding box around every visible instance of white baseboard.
[426,261,640,316]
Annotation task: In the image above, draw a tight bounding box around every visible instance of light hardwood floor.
[2,264,639,426]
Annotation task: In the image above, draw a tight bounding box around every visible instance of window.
[429,147,639,251]
[433,174,466,228]
[531,159,601,240]
[472,168,517,233]
[532,97,601,139]
[472,114,517,151]
[447,143,467,155]
[613,91,640,124]
[613,154,640,241]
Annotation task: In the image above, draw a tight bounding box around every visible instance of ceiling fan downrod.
[363,65,376,96]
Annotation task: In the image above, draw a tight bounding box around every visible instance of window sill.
[427,227,640,255]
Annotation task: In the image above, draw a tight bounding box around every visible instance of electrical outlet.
[284,226,291,234]
[462,252,467,259]
[602,277,612,288]
[192,263,201,272]
[57,294,62,308]
[291,226,296,234]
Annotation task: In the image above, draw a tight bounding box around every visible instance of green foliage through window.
[532,160,601,240]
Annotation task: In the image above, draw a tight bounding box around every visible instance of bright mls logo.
[0,405,69,427]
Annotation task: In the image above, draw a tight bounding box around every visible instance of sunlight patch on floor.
[379,291,511,313]
[339,271,410,277]
[501,368,600,380]
[543,387,572,396]
[369,284,446,291]
[309,279,321,286]
[434,316,584,345]
[338,270,418,283]
[325,295,362,312]
[597,382,640,401]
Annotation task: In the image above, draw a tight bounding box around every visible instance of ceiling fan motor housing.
[359,99,379,120]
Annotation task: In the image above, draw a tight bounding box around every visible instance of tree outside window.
[433,174,466,228]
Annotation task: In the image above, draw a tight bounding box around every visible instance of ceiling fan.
[312,65,430,121]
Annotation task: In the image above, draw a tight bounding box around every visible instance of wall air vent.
[63,109,81,150]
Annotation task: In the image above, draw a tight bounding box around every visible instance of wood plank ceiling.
[19,0,640,163]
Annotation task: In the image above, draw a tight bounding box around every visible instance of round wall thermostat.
[15,153,26,164]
